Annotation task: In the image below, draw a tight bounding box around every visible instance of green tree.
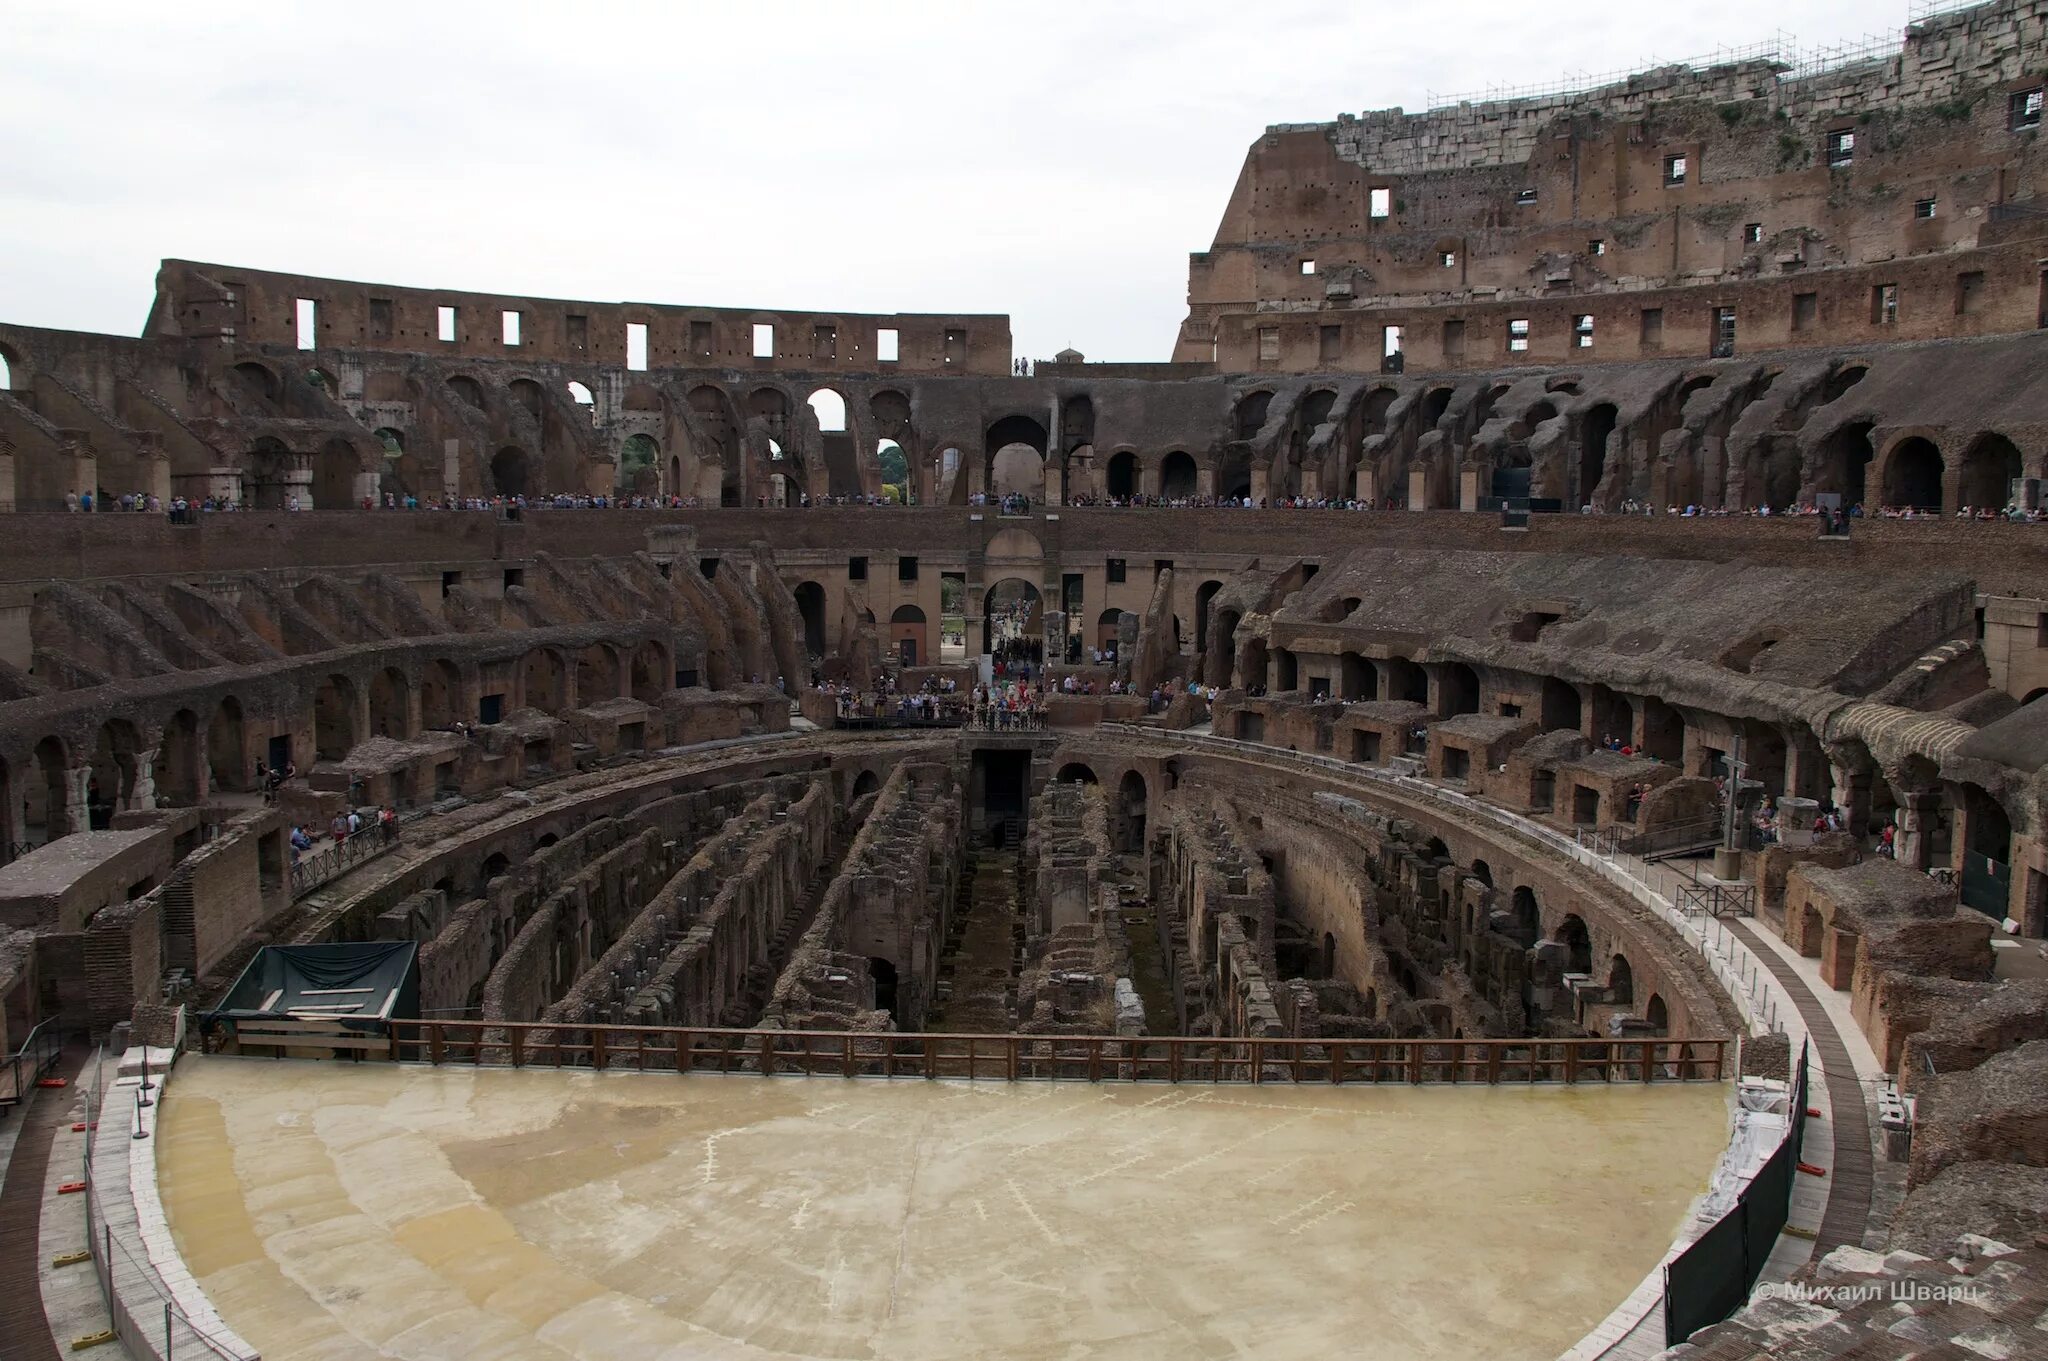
[878,440,908,484]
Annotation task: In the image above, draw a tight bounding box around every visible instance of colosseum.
[2,3,2046,1359]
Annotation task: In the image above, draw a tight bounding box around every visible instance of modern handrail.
[383,1017,1727,1085]
[0,1014,65,1112]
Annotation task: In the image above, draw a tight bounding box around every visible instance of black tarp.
[209,941,419,1038]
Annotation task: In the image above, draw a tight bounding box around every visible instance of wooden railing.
[385,1019,1727,1085]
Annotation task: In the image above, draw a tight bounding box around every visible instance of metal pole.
[165,1301,174,1357]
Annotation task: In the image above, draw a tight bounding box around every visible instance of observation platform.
[157,1055,1731,1361]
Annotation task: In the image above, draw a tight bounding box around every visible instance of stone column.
[63,765,91,836]
[1829,758,1874,837]
[128,748,158,811]
[1895,791,1941,871]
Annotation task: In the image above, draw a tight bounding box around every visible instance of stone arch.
[490,447,532,498]
[232,361,280,402]
[1880,436,1943,511]
[1106,450,1138,499]
[508,378,544,419]
[422,659,464,728]
[1440,662,1480,717]
[522,649,567,711]
[1644,994,1668,1032]
[29,735,71,843]
[1821,364,1868,404]
[983,577,1043,657]
[1817,421,1876,505]
[1607,953,1634,1004]
[985,527,1043,562]
[630,641,669,703]
[1233,390,1274,440]
[577,645,620,703]
[368,667,412,740]
[1541,677,1581,732]
[153,709,202,807]
[1194,580,1224,654]
[1553,913,1593,975]
[206,697,246,791]
[1159,450,1198,498]
[1509,886,1540,946]
[1579,403,1617,504]
[807,388,847,433]
[313,438,361,509]
[567,380,596,410]
[1117,769,1148,851]
[447,375,485,409]
[1470,859,1493,888]
[1384,656,1428,704]
[0,339,20,391]
[793,581,828,657]
[618,434,659,493]
[1055,762,1098,784]
[313,674,359,762]
[1958,433,2022,510]
[852,769,881,799]
[984,413,1048,491]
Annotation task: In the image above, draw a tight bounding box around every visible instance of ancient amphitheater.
[2,3,2047,1359]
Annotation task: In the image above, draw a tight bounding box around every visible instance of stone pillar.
[1896,791,1940,872]
[281,465,313,510]
[209,466,244,506]
[63,765,90,836]
[1459,466,1481,511]
[1830,759,1874,838]
[352,469,379,507]
[129,748,158,811]
[1356,466,1378,504]
[1407,466,1430,509]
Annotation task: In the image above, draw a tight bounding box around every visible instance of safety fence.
[0,1015,64,1115]
[288,820,399,898]
[389,1019,1728,1085]
[1664,1043,1811,1345]
[78,1050,253,1359]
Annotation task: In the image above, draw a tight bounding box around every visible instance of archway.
[1882,438,1942,511]
[618,434,659,494]
[1644,994,1668,1033]
[490,447,532,498]
[1117,769,1148,851]
[313,439,359,509]
[0,343,14,391]
[1541,677,1581,732]
[207,697,245,791]
[1097,607,1126,656]
[154,709,202,807]
[1106,451,1138,499]
[1958,434,2022,510]
[521,650,566,711]
[1160,451,1198,499]
[983,578,1043,659]
[890,603,927,666]
[984,414,1048,493]
[1607,953,1634,1004]
[1384,656,1428,704]
[869,957,900,1023]
[1440,663,1480,717]
[851,770,881,800]
[990,444,1044,498]
[422,660,463,728]
[448,375,485,409]
[1553,914,1593,976]
[313,675,359,761]
[29,736,71,843]
[1194,580,1223,654]
[1820,422,1876,505]
[1233,391,1273,440]
[1470,859,1493,888]
[630,642,668,703]
[1509,886,1540,946]
[368,667,411,739]
[577,645,620,703]
[807,388,847,433]
[1055,762,1098,784]
[1579,404,1617,504]
[793,582,828,657]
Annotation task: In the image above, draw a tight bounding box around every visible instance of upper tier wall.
[148,260,1014,377]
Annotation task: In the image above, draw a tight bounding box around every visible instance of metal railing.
[0,1015,64,1114]
[390,1018,1726,1084]
[288,821,398,898]
[79,1050,252,1359]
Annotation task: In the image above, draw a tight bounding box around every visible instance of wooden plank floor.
[0,1042,87,1361]
[1725,920,1875,1254]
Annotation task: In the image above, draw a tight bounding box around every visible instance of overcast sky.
[4,0,1914,361]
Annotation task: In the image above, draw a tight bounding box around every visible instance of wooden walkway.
[0,1043,86,1361]
[1724,919,1875,1254]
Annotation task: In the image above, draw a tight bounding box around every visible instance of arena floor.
[157,1057,1731,1361]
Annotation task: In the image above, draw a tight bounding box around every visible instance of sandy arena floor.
[156,1057,1731,1361]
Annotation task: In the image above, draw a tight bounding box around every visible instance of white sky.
[2,0,1920,361]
